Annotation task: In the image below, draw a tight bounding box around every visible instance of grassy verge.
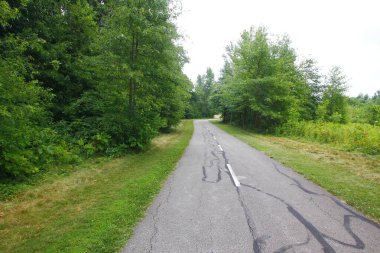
[0,120,194,253]
[212,121,380,223]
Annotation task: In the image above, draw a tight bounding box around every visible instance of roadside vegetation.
[213,122,380,223]
[1,0,191,179]
[0,120,193,253]
[1,4,193,251]
[278,121,380,154]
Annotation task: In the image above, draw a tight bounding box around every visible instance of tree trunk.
[129,32,135,114]
[133,33,139,108]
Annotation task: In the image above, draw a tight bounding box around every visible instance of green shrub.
[0,58,77,178]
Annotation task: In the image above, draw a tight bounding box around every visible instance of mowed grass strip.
[0,120,194,253]
[212,121,380,223]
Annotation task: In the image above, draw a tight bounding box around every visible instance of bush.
[0,58,77,178]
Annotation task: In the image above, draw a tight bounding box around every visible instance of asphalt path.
[122,120,380,253]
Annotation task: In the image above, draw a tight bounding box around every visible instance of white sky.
[175,0,380,96]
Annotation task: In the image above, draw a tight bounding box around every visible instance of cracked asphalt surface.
[122,120,380,253]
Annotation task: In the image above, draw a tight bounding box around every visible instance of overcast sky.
[175,0,380,96]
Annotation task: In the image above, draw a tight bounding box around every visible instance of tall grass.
[279,121,380,154]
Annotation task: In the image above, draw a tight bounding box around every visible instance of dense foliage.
[0,0,189,178]
[186,67,217,119]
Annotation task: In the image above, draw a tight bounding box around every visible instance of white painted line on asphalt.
[218,145,224,151]
[227,164,241,187]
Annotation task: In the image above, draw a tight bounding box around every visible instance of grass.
[0,120,194,253]
[212,121,380,223]
[278,121,380,154]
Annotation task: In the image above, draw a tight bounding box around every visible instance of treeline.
[191,27,379,153]
[216,27,349,129]
[0,0,190,178]
[194,27,380,128]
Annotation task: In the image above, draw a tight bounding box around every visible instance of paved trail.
[122,120,380,253]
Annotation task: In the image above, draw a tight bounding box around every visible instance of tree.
[0,0,99,121]
[317,66,348,123]
[218,27,300,130]
[65,0,189,148]
[298,58,324,120]
[189,68,217,118]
